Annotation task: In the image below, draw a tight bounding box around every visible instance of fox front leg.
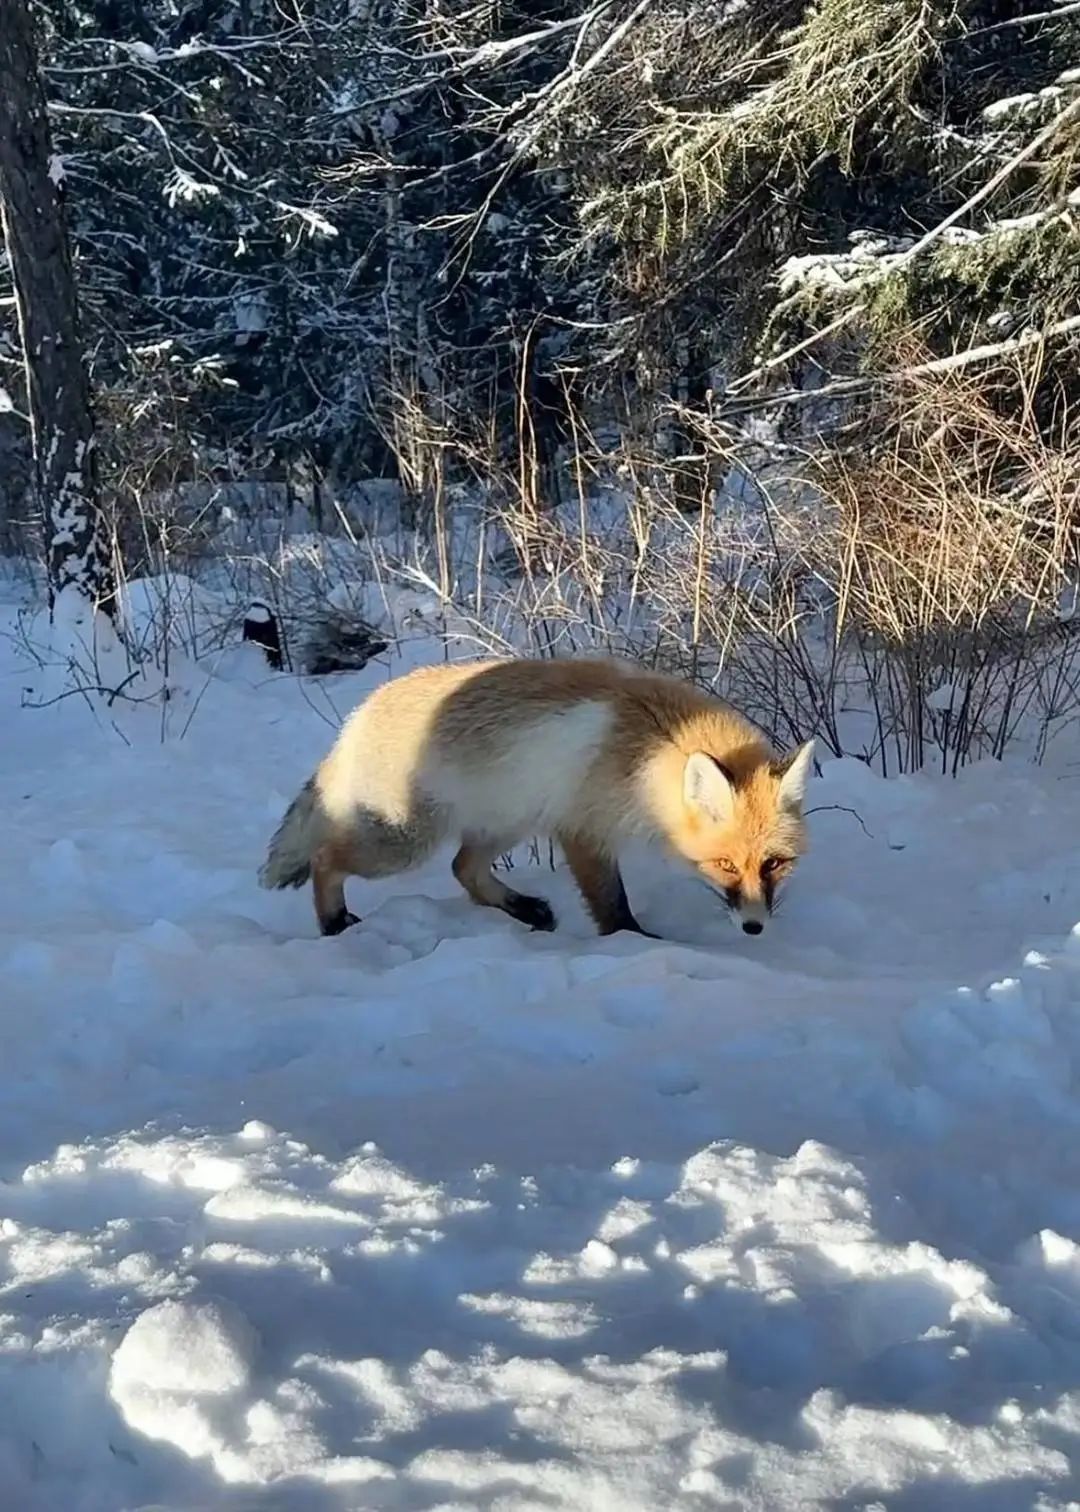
[558,833,657,938]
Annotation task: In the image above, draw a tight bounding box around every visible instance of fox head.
[677,740,815,934]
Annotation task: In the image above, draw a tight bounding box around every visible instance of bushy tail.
[259,777,319,889]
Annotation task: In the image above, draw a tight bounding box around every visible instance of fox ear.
[684,752,735,822]
[774,739,815,809]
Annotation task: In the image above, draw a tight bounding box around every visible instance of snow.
[117,572,236,658]
[164,169,221,208]
[275,202,339,242]
[983,87,1067,124]
[776,209,1067,307]
[111,1298,256,1397]
[43,581,132,697]
[7,574,1080,1509]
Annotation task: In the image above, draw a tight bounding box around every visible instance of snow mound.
[8,1121,1078,1501]
[110,1298,257,1399]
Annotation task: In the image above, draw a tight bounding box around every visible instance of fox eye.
[762,856,792,874]
[712,858,738,876]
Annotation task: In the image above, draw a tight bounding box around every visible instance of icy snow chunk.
[227,1391,327,1481]
[1021,1228,1080,1284]
[111,1298,256,1397]
[678,1243,742,1285]
[802,1388,1067,1488]
[300,1354,423,1438]
[23,1143,88,1181]
[460,1292,598,1339]
[331,1144,432,1201]
[103,1134,248,1193]
[1038,1229,1078,1267]
[7,1229,98,1284]
[983,86,1065,123]
[201,1242,330,1281]
[204,1185,371,1226]
[332,1145,487,1223]
[595,1198,652,1242]
[139,918,197,953]
[580,1239,619,1276]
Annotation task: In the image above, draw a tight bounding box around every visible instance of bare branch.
[969,2,1080,35]
[727,313,1080,413]
[898,93,1080,264]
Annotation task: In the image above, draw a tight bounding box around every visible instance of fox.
[258,655,815,940]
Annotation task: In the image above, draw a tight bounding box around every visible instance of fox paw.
[321,909,360,937]
[506,894,557,932]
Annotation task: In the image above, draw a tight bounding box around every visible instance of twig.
[22,669,145,709]
[728,305,865,395]
[326,3,617,120]
[727,313,1080,413]
[805,803,875,839]
[438,0,655,293]
[970,1,1080,35]
[510,0,655,143]
[898,94,1080,264]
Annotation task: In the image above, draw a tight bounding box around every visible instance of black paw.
[321,909,361,937]
[506,893,557,932]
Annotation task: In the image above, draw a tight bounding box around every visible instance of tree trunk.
[0,0,114,615]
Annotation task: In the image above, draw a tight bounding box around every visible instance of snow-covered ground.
[6,575,1080,1511]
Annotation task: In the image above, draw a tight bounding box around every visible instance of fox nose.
[742,920,764,936]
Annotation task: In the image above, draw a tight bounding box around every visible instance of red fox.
[259,656,815,939]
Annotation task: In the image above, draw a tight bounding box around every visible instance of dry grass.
[14,330,1076,777]
[368,344,1080,775]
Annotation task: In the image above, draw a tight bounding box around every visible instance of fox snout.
[722,885,769,936]
[738,905,767,935]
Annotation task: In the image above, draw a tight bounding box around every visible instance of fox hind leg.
[452,840,557,932]
[311,847,360,936]
[312,806,443,938]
